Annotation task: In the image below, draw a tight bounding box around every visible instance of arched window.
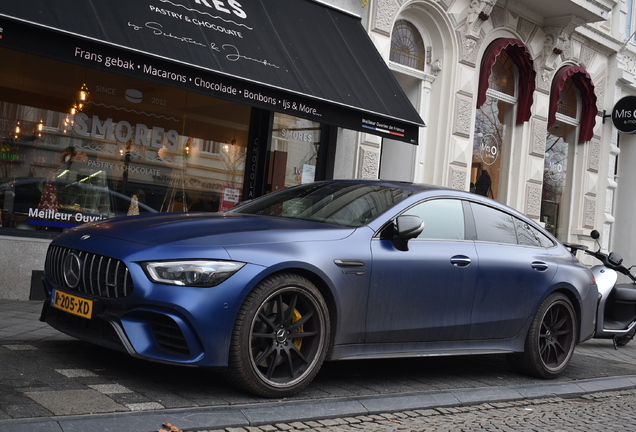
[390,20,425,71]
[488,51,515,97]
[542,66,597,241]
[472,39,535,203]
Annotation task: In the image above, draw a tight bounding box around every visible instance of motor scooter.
[565,230,636,349]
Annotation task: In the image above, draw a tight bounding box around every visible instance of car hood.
[69,212,355,246]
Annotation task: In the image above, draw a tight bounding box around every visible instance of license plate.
[51,290,93,319]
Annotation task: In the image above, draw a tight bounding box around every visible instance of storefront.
[0,0,423,298]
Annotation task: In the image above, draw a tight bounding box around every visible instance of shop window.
[0,47,250,235]
[268,113,321,193]
[389,20,426,71]
[541,104,578,240]
[541,126,574,240]
[542,66,596,241]
[472,50,517,202]
[472,39,535,203]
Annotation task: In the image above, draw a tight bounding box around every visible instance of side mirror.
[394,215,424,251]
[590,230,600,240]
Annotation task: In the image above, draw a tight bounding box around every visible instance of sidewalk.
[1,299,636,432]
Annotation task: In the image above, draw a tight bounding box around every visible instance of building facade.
[348,0,636,272]
[3,0,636,299]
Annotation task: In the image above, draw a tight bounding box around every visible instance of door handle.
[450,255,471,267]
[531,261,549,271]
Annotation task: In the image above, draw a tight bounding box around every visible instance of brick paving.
[1,300,636,432]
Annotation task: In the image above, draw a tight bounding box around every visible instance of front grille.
[45,245,134,298]
[150,314,191,357]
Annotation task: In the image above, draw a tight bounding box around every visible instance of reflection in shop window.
[269,113,320,192]
[0,47,250,235]
[472,50,516,202]
[472,97,508,200]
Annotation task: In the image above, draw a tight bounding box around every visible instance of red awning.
[477,38,536,124]
[548,66,598,143]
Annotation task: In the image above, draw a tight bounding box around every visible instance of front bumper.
[40,262,267,368]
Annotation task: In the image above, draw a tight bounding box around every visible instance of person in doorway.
[474,169,492,197]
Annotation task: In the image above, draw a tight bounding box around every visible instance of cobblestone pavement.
[2,300,636,432]
[192,389,636,432]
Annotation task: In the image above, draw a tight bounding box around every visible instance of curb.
[2,375,636,432]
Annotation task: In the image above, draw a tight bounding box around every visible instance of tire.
[508,292,577,379]
[223,273,330,397]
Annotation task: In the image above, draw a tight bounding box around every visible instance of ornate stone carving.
[465,0,497,41]
[579,45,596,69]
[517,18,535,42]
[490,5,504,29]
[372,0,400,36]
[459,29,481,66]
[584,196,596,228]
[536,58,552,93]
[542,19,582,71]
[531,119,547,157]
[620,53,636,75]
[594,77,605,115]
[453,96,473,137]
[526,183,542,219]
[449,166,467,190]
[588,139,600,173]
[357,147,380,179]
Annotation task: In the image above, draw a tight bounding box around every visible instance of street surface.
[202,389,636,432]
[2,300,636,431]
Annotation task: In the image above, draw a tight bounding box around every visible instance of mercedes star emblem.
[63,253,82,288]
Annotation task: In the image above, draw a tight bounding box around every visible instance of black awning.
[0,0,423,143]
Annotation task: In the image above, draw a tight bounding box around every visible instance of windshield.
[230,182,412,227]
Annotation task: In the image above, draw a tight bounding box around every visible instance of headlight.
[143,260,245,287]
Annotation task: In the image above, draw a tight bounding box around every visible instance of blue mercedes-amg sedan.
[40,180,598,397]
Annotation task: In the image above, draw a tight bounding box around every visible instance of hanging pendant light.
[37,119,44,138]
[69,81,90,115]
[14,121,21,139]
[76,82,90,111]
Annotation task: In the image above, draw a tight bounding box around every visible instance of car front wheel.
[508,292,577,378]
[224,273,330,397]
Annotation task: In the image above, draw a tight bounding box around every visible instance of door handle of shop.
[450,255,471,267]
[531,261,549,271]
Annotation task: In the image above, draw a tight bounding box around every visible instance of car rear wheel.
[508,292,577,378]
[223,273,330,397]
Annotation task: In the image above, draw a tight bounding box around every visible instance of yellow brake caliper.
[291,309,304,350]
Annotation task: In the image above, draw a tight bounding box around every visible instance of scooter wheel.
[507,292,577,378]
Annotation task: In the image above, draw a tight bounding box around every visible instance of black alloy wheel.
[224,273,330,397]
[508,292,577,378]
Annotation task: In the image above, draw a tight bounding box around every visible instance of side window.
[526,222,555,248]
[515,217,555,248]
[515,219,542,247]
[470,202,517,245]
[403,199,465,240]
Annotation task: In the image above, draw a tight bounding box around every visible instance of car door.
[467,202,558,340]
[366,198,478,343]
